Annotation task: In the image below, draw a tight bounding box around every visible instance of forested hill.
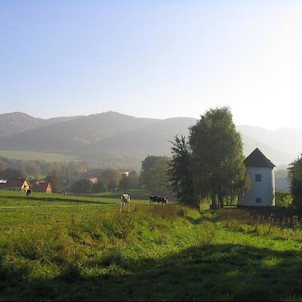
[0,112,78,137]
[0,111,195,161]
[0,111,300,167]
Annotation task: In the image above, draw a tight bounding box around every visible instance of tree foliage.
[45,169,59,193]
[70,179,94,194]
[101,169,121,191]
[169,106,248,208]
[140,155,170,196]
[288,155,302,210]
[119,170,139,192]
[168,135,197,206]
[0,168,24,179]
[189,106,248,208]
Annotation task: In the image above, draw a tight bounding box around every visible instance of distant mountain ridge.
[0,112,79,138]
[0,111,300,168]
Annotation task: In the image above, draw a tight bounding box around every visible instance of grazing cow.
[149,195,159,203]
[121,193,131,206]
[26,189,32,197]
[149,195,168,204]
[158,196,168,204]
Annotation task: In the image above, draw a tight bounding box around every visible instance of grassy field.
[0,191,302,301]
[0,150,78,162]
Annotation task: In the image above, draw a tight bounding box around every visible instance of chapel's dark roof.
[244,148,275,168]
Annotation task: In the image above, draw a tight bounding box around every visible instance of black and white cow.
[157,196,168,204]
[149,195,168,204]
[121,193,131,206]
[149,195,159,203]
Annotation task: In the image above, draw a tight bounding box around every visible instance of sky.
[1,0,302,130]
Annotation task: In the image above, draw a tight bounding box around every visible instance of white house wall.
[238,167,275,207]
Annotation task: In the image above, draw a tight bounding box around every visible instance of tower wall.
[238,167,275,207]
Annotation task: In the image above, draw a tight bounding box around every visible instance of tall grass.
[0,191,302,300]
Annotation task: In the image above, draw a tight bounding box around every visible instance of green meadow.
[0,150,77,162]
[0,191,302,301]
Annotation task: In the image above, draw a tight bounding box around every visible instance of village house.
[0,177,30,192]
[31,181,52,193]
[69,169,130,186]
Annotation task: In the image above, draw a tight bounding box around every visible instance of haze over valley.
[0,111,299,171]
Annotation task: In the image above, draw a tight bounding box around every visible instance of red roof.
[31,182,52,192]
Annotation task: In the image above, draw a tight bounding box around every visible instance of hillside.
[0,111,300,168]
[0,112,78,138]
[237,127,298,168]
[0,111,195,161]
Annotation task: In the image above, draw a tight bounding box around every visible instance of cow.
[121,193,131,206]
[158,196,168,204]
[26,189,32,197]
[149,195,168,204]
[149,195,159,203]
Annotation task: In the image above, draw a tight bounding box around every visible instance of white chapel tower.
[238,148,276,207]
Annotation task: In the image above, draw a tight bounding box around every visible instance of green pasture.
[0,191,302,301]
[0,149,77,162]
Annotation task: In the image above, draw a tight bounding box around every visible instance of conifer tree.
[168,135,198,207]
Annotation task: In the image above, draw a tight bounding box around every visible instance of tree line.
[167,106,249,208]
[138,106,249,208]
[1,106,302,211]
[144,106,302,211]
[1,106,247,204]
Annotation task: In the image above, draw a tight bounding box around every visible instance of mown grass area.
[0,191,302,301]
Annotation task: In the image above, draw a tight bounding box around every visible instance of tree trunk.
[218,193,224,208]
[211,194,217,209]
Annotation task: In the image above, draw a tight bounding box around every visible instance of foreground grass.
[0,192,302,301]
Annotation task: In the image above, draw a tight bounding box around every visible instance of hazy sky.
[1,0,302,130]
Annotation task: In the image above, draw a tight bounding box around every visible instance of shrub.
[275,191,293,208]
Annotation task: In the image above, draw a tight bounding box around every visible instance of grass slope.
[0,191,301,301]
[0,150,77,162]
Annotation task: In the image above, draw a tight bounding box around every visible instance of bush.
[275,191,293,208]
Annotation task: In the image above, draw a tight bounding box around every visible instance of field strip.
[0,204,118,209]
